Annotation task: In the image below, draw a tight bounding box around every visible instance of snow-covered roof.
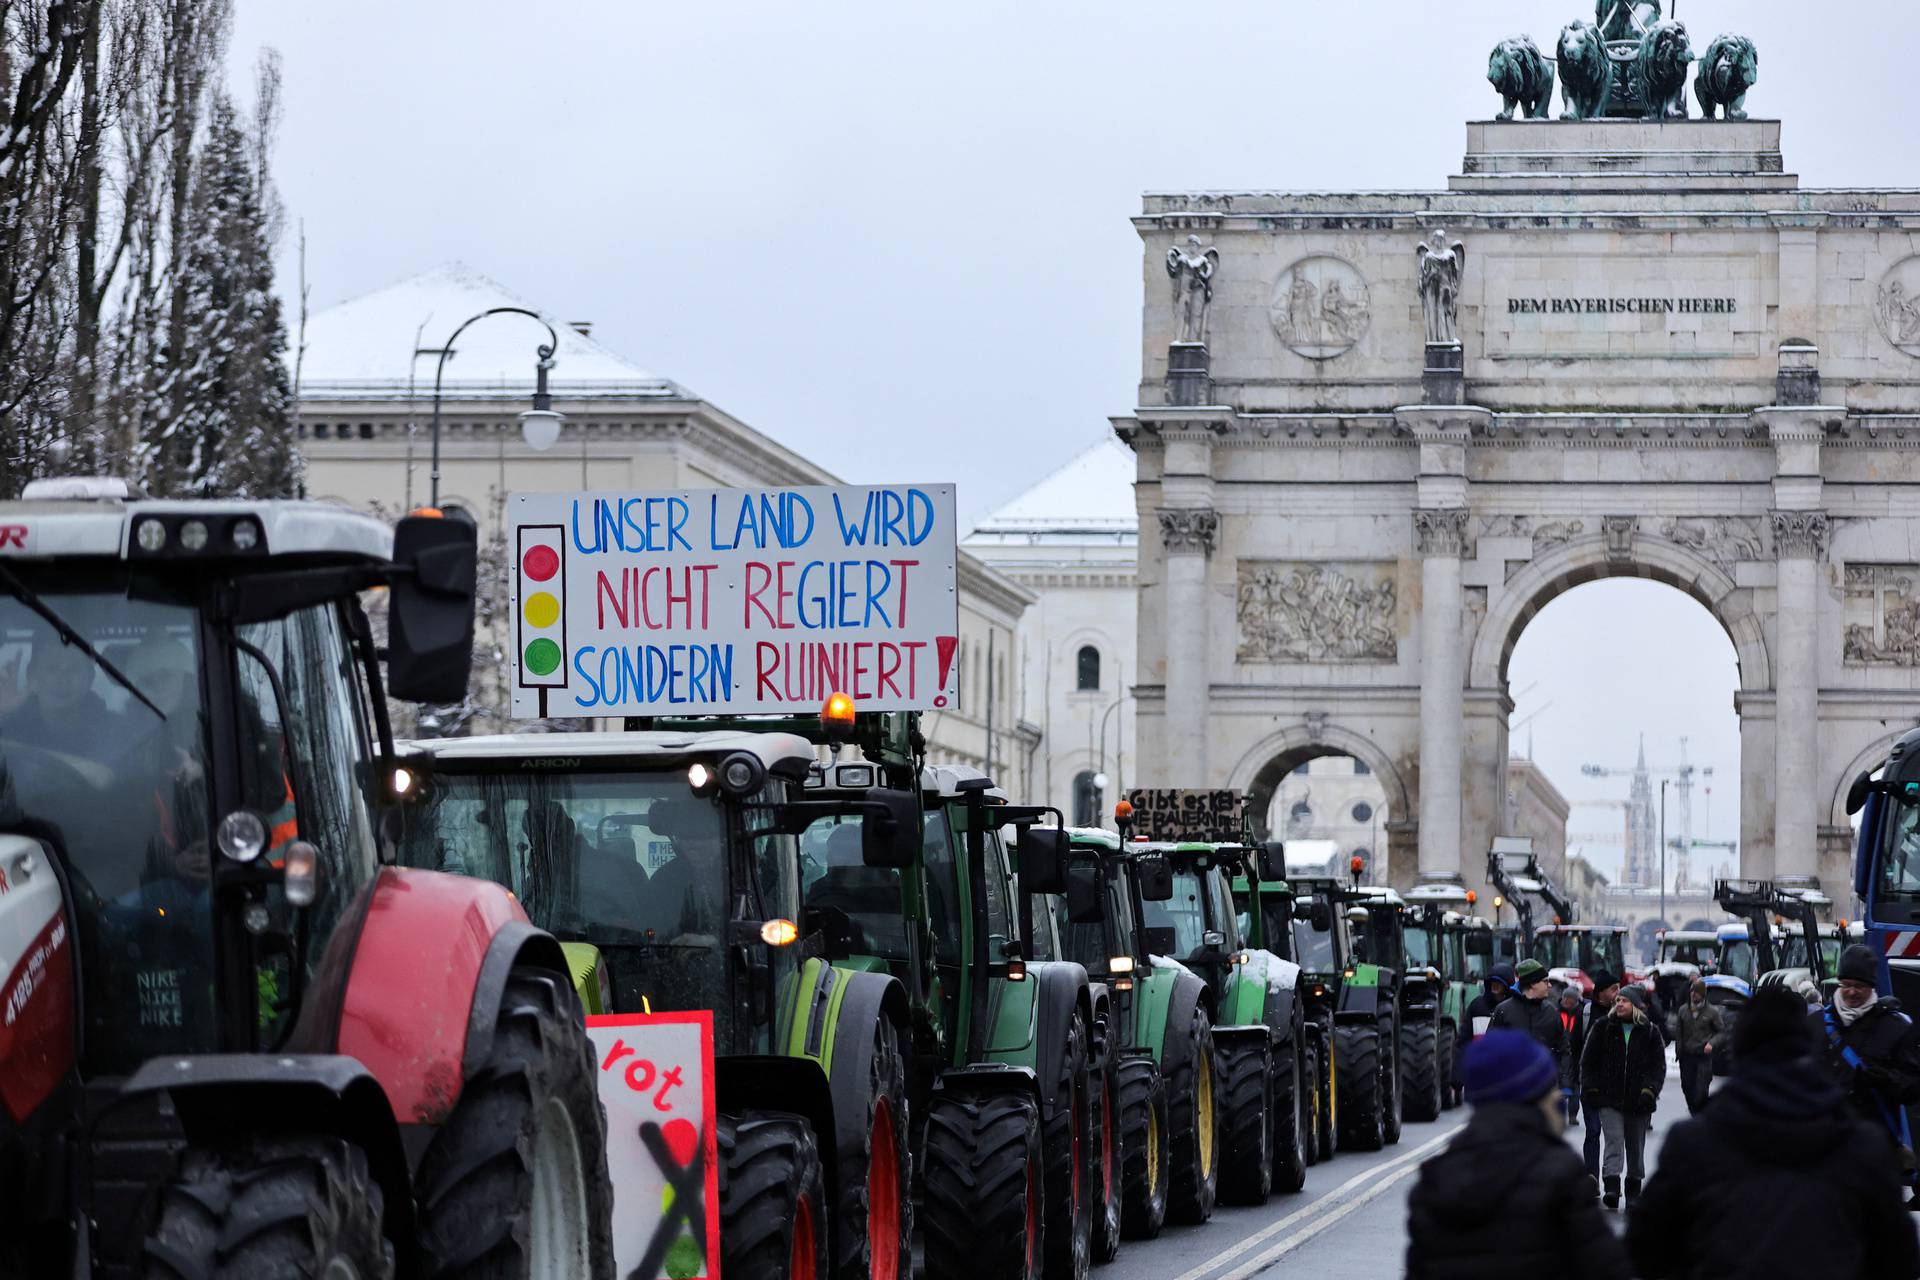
[965,438,1137,542]
[398,730,816,778]
[296,262,687,400]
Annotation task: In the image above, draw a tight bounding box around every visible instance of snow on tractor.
[0,484,613,1278]
[392,728,920,1280]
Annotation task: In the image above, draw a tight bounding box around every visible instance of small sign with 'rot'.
[586,1011,721,1280]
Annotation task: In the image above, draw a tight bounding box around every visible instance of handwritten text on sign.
[1126,789,1246,843]
[586,1012,721,1280]
[510,485,958,716]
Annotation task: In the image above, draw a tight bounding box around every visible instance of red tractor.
[0,484,611,1278]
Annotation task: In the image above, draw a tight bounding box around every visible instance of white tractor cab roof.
[0,483,393,563]
[1716,922,1750,942]
[1353,885,1408,909]
[918,763,1009,804]
[1066,827,1122,851]
[398,729,817,782]
[1406,882,1472,907]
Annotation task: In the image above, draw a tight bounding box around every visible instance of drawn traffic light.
[517,524,567,713]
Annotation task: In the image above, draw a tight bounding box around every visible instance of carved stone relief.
[1659,516,1767,569]
[1875,256,1920,358]
[1532,519,1585,553]
[1603,515,1638,564]
[1845,565,1920,666]
[1269,256,1371,359]
[1157,507,1219,554]
[1479,515,1533,540]
[1236,562,1398,664]
[1413,508,1471,557]
[1770,510,1830,559]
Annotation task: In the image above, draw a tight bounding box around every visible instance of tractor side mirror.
[1019,827,1070,895]
[1066,863,1105,923]
[388,514,478,704]
[1257,841,1287,882]
[1143,925,1177,958]
[1302,900,1332,932]
[1135,855,1174,902]
[1847,769,1874,817]
[861,788,920,869]
[1465,931,1493,956]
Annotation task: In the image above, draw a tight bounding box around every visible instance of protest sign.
[1126,788,1246,842]
[586,1011,720,1280]
[510,485,958,717]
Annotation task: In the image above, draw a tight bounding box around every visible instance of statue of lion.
[1557,20,1611,119]
[1637,19,1694,119]
[1487,36,1554,121]
[1695,33,1758,120]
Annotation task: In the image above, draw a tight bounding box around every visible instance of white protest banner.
[510,485,959,717]
[586,1011,721,1280]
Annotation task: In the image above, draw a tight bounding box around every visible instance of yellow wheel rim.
[1146,1103,1161,1198]
[1196,1051,1215,1178]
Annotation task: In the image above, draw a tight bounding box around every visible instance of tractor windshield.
[1403,923,1433,969]
[1875,793,1920,898]
[1141,868,1212,961]
[1293,911,1337,973]
[1459,931,1490,981]
[1659,936,1718,968]
[398,767,760,1028]
[1720,937,1757,984]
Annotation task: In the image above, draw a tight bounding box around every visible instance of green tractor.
[393,729,922,1280]
[1433,906,1497,1107]
[1401,884,1483,1119]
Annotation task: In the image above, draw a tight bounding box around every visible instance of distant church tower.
[1623,736,1658,888]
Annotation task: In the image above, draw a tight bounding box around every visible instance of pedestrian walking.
[1463,961,1515,1044]
[1491,959,1567,1067]
[1811,942,1920,1191]
[1558,981,1589,1126]
[1405,1030,1629,1280]
[1628,984,1920,1280]
[1580,985,1663,1208]
[1579,968,1620,1187]
[1671,977,1724,1115]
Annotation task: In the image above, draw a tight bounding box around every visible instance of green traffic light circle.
[525,637,563,676]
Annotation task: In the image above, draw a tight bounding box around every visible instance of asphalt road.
[1093,1055,1694,1280]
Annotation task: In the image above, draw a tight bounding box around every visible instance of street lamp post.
[1660,779,1668,928]
[1097,690,1132,801]
[429,307,564,509]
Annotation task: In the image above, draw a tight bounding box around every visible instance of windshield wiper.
[0,563,165,720]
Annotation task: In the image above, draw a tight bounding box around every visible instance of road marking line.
[1169,1123,1463,1280]
[1216,1155,1429,1280]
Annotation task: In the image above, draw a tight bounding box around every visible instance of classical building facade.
[1122,115,1920,903]
[296,263,1036,769]
[1506,757,1571,888]
[964,440,1138,825]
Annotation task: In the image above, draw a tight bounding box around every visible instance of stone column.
[1415,507,1470,883]
[1159,507,1217,785]
[1771,509,1828,880]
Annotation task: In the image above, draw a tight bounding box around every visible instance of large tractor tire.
[834,1019,913,1280]
[1380,1016,1405,1147]
[1271,1038,1308,1194]
[1216,1037,1272,1206]
[145,1135,395,1279]
[1091,1067,1123,1264]
[1401,1018,1442,1123]
[1041,1011,1092,1280]
[719,1112,830,1280]
[1334,1022,1385,1153]
[1313,1035,1336,1164]
[1114,1057,1168,1240]
[413,965,614,1279]
[1164,1008,1218,1226]
[1438,1022,1461,1111]
[1300,1039,1322,1167]
[923,1091,1045,1280]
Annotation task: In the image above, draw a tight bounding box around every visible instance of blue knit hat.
[1462,1030,1558,1106]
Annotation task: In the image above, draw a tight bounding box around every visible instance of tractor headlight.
[718,751,766,796]
[217,810,267,863]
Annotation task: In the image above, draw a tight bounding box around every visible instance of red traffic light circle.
[523,544,560,582]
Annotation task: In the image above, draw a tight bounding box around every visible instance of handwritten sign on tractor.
[510,485,959,717]
[586,1011,721,1280]
[1126,789,1246,842]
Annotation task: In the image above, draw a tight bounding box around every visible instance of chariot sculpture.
[1485,1,1757,123]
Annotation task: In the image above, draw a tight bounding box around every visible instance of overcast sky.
[231,0,1920,878]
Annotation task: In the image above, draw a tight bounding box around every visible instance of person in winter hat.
[1579,968,1621,1184]
[1463,962,1515,1044]
[1557,981,1590,1126]
[1810,942,1920,1189]
[1671,976,1724,1115]
[1579,985,1663,1208]
[1630,984,1919,1280]
[1491,958,1568,1073]
[1406,1031,1629,1280]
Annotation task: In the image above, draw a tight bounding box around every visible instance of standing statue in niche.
[1416,231,1466,347]
[1166,235,1220,344]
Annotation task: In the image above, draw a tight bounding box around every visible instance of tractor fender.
[716,1053,839,1198]
[294,867,540,1126]
[1083,981,1116,1072]
[118,1053,418,1274]
[933,1061,1040,1102]
[1025,959,1094,1125]
[1335,979,1383,1024]
[1158,969,1214,1074]
[823,969,910,1181]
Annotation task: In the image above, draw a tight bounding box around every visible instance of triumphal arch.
[1121,18,1920,899]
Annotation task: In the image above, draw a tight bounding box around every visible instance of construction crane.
[1581,736,1713,890]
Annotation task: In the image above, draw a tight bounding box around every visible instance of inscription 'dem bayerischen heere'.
[1508,297,1738,315]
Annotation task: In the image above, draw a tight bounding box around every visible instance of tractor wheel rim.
[1101,1085,1115,1203]
[870,1097,901,1280]
[793,1188,819,1280]
[1146,1102,1161,1199]
[529,1094,591,1280]
[1025,1156,1040,1279]
[1196,1051,1215,1178]
[1072,1077,1084,1209]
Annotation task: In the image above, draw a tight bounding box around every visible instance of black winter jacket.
[1809,998,1920,1130]
[1627,1054,1919,1280]
[1490,992,1567,1066]
[1405,1101,1628,1280]
[1579,1012,1664,1114]
[1463,986,1510,1042]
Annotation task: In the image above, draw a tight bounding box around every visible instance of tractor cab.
[1134,841,1252,1000]
[1534,924,1629,995]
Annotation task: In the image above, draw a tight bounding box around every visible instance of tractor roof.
[1066,827,1122,851]
[1354,886,1407,908]
[1536,924,1622,935]
[1661,929,1718,943]
[0,487,392,562]
[1406,882,1472,907]
[919,763,1009,802]
[398,729,817,778]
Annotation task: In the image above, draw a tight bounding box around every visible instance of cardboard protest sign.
[1126,788,1246,842]
[510,485,958,717]
[586,1011,721,1280]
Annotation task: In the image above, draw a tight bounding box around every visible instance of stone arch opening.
[1232,727,1411,880]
